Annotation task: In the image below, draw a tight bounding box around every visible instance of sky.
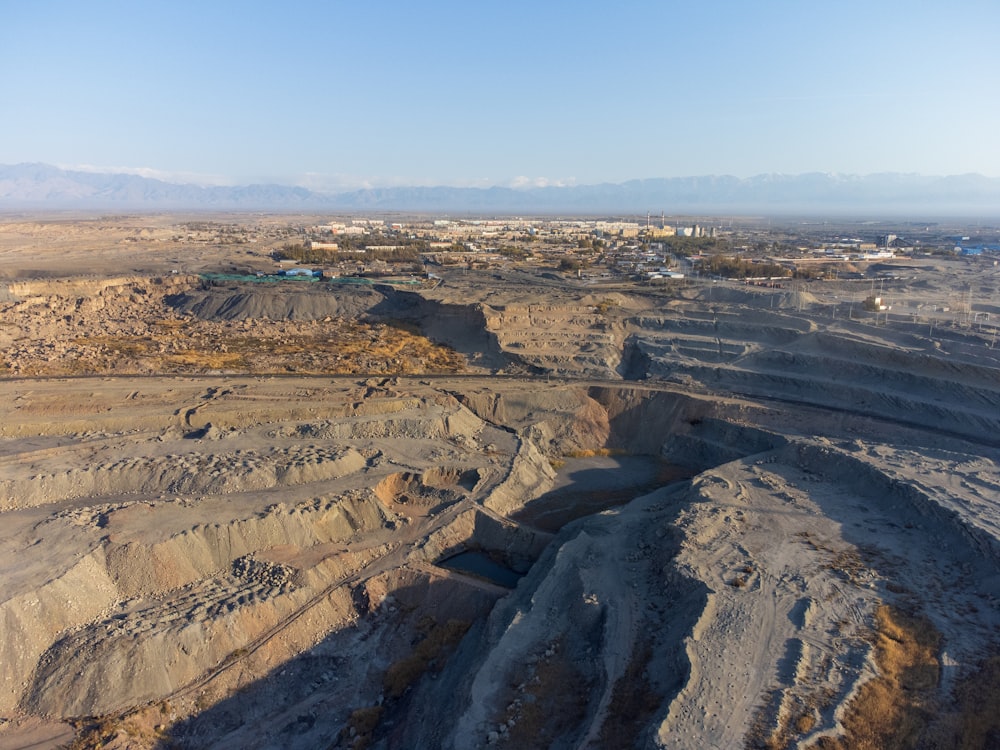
[1,0,998,190]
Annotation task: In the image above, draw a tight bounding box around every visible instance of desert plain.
[0,214,999,749]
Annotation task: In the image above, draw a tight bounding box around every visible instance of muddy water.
[438,551,523,588]
[513,455,693,533]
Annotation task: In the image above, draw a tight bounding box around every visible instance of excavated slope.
[0,379,555,726]
[2,267,1000,749]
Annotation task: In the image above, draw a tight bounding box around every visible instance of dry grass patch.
[68,712,171,750]
[11,321,465,377]
[163,349,248,370]
[501,650,593,748]
[336,618,469,749]
[382,617,470,700]
[811,604,940,750]
[795,532,870,586]
[71,335,149,356]
[598,641,663,747]
[746,684,833,750]
[920,652,1000,748]
[562,447,628,459]
[750,604,943,750]
[2,278,466,376]
[337,705,384,750]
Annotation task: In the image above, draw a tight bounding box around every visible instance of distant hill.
[1,163,998,215]
[0,163,326,209]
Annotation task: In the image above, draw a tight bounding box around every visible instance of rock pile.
[231,555,296,589]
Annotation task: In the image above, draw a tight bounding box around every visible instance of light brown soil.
[1,216,998,750]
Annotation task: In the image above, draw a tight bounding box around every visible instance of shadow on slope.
[154,574,505,750]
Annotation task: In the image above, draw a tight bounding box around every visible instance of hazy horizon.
[24,163,1000,193]
[2,163,999,218]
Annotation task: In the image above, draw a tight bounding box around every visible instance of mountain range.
[1,163,998,215]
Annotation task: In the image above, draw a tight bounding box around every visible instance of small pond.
[437,551,523,588]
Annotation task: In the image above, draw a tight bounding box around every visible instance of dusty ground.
[0,216,998,750]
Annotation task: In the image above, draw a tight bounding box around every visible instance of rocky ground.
[0,275,466,377]
[1,217,999,749]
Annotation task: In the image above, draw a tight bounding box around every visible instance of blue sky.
[1,0,998,189]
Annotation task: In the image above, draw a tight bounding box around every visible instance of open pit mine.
[1,243,999,749]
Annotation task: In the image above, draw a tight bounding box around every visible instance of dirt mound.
[693,284,821,311]
[165,282,387,321]
[373,469,478,507]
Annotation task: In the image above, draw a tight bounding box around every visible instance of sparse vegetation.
[561,447,626,459]
[68,712,171,750]
[748,679,835,750]
[382,618,470,699]
[792,266,839,280]
[826,548,869,586]
[810,605,941,750]
[274,240,421,265]
[729,564,754,588]
[921,653,1000,747]
[598,641,663,746]
[499,640,594,748]
[2,282,467,377]
[336,618,471,748]
[748,604,943,750]
[558,257,588,272]
[796,533,869,586]
[339,705,384,750]
[699,255,791,279]
[496,245,530,260]
[662,235,732,256]
[68,716,123,750]
[594,298,618,315]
